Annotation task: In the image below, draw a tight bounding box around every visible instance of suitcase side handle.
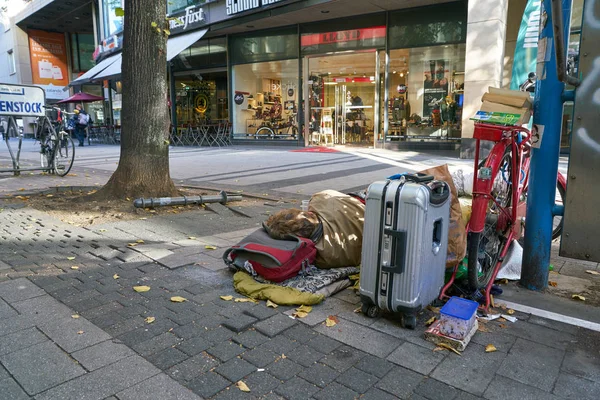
[383,228,407,275]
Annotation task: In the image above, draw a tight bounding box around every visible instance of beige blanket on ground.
[309,190,365,268]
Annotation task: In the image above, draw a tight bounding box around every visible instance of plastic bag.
[497,240,523,280]
[448,165,475,197]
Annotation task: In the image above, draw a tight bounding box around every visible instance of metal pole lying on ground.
[133,191,242,208]
[521,0,573,290]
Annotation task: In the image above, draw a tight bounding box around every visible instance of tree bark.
[93,0,177,200]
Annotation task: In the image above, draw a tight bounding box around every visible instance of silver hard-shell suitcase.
[359,174,450,329]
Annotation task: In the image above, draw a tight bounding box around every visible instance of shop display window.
[231,59,298,140]
[175,75,228,124]
[383,44,466,141]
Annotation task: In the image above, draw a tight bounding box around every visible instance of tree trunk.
[93,0,177,200]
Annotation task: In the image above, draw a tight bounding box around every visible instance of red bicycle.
[441,122,566,311]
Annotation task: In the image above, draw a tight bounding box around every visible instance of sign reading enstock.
[0,84,45,117]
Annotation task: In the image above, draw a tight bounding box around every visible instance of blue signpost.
[521,0,573,290]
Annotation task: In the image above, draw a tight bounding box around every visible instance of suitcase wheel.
[401,314,417,330]
[361,303,381,318]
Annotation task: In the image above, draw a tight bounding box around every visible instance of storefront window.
[103,0,124,38]
[384,44,466,142]
[175,73,228,124]
[389,1,467,49]
[231,59,299,140]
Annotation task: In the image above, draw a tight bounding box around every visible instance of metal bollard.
[133,191,242,208]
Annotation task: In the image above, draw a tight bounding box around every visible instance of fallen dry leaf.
[499,323,507,329]
[170,296,187,303]
[437,343,461,356]
[325,315,339,327]
[433,346,445,352]
[205,245,217,250]
[99,229,107,232]
[353,307,361,313]
[477,324,490,333]
[136,239,145,244]
[70,266,79,270]
[133,286,151,293]
[71,314,80,319]
[220,295,233,301]
[236,381,250,392]
[67,256,76,261]
[485,344,497,353]
[426,305,441,313]
[572,294,586,301]
[549,281,558,287]
[281,353,287,359]
[507,309,515,315]
[127,243,138,247]
[498,278,509,284]
[113,274,120,279]
[292,311,309,318]
[77,330,84,335]
[585,270,600,276]
[188,236,197,240]
[235,297,258,303]
[297,305,312,313]
[145,317,156,324]
[266,300,278,308]
[425,316,436,326]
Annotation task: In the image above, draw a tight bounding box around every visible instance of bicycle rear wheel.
[468,151,513,291]
[53,135,75,176]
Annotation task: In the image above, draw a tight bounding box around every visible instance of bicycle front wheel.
[256,126,274,138]
[53,135,75,176]
[468,150,512,291]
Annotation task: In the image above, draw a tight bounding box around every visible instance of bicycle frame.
[440,123,531,311]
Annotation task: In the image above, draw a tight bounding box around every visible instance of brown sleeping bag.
[309,190,365,269]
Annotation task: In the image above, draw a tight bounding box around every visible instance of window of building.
[103,0,124,38]
[383,44,466,142]
[388,1,467,49]
[7,49,16,75]
[167,0,207,16]
[231,59,299,140]
[70,34,95,73]
[230,27,298,65]
[172,37,226,72]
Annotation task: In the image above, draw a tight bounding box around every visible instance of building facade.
[4,0,583,153]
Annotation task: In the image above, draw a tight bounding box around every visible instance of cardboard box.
[476,87,532,125]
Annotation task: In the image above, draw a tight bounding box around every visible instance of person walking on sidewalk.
[73,104,91,147]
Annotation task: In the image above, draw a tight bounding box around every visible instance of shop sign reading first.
[226,0,284,16]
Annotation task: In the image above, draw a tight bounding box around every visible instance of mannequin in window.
[440,95,457,126]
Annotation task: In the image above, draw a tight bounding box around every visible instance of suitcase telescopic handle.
[383,228,407,275]
[404,173,434,183]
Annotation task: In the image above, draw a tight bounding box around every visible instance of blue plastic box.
[439,297,479,340]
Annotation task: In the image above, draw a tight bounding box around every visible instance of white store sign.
[0,84,45,117]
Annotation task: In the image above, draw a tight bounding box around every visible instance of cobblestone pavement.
[0,145,598,399]
[0,201,599,400]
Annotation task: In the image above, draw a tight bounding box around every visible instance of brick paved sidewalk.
[0,200,599,399]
